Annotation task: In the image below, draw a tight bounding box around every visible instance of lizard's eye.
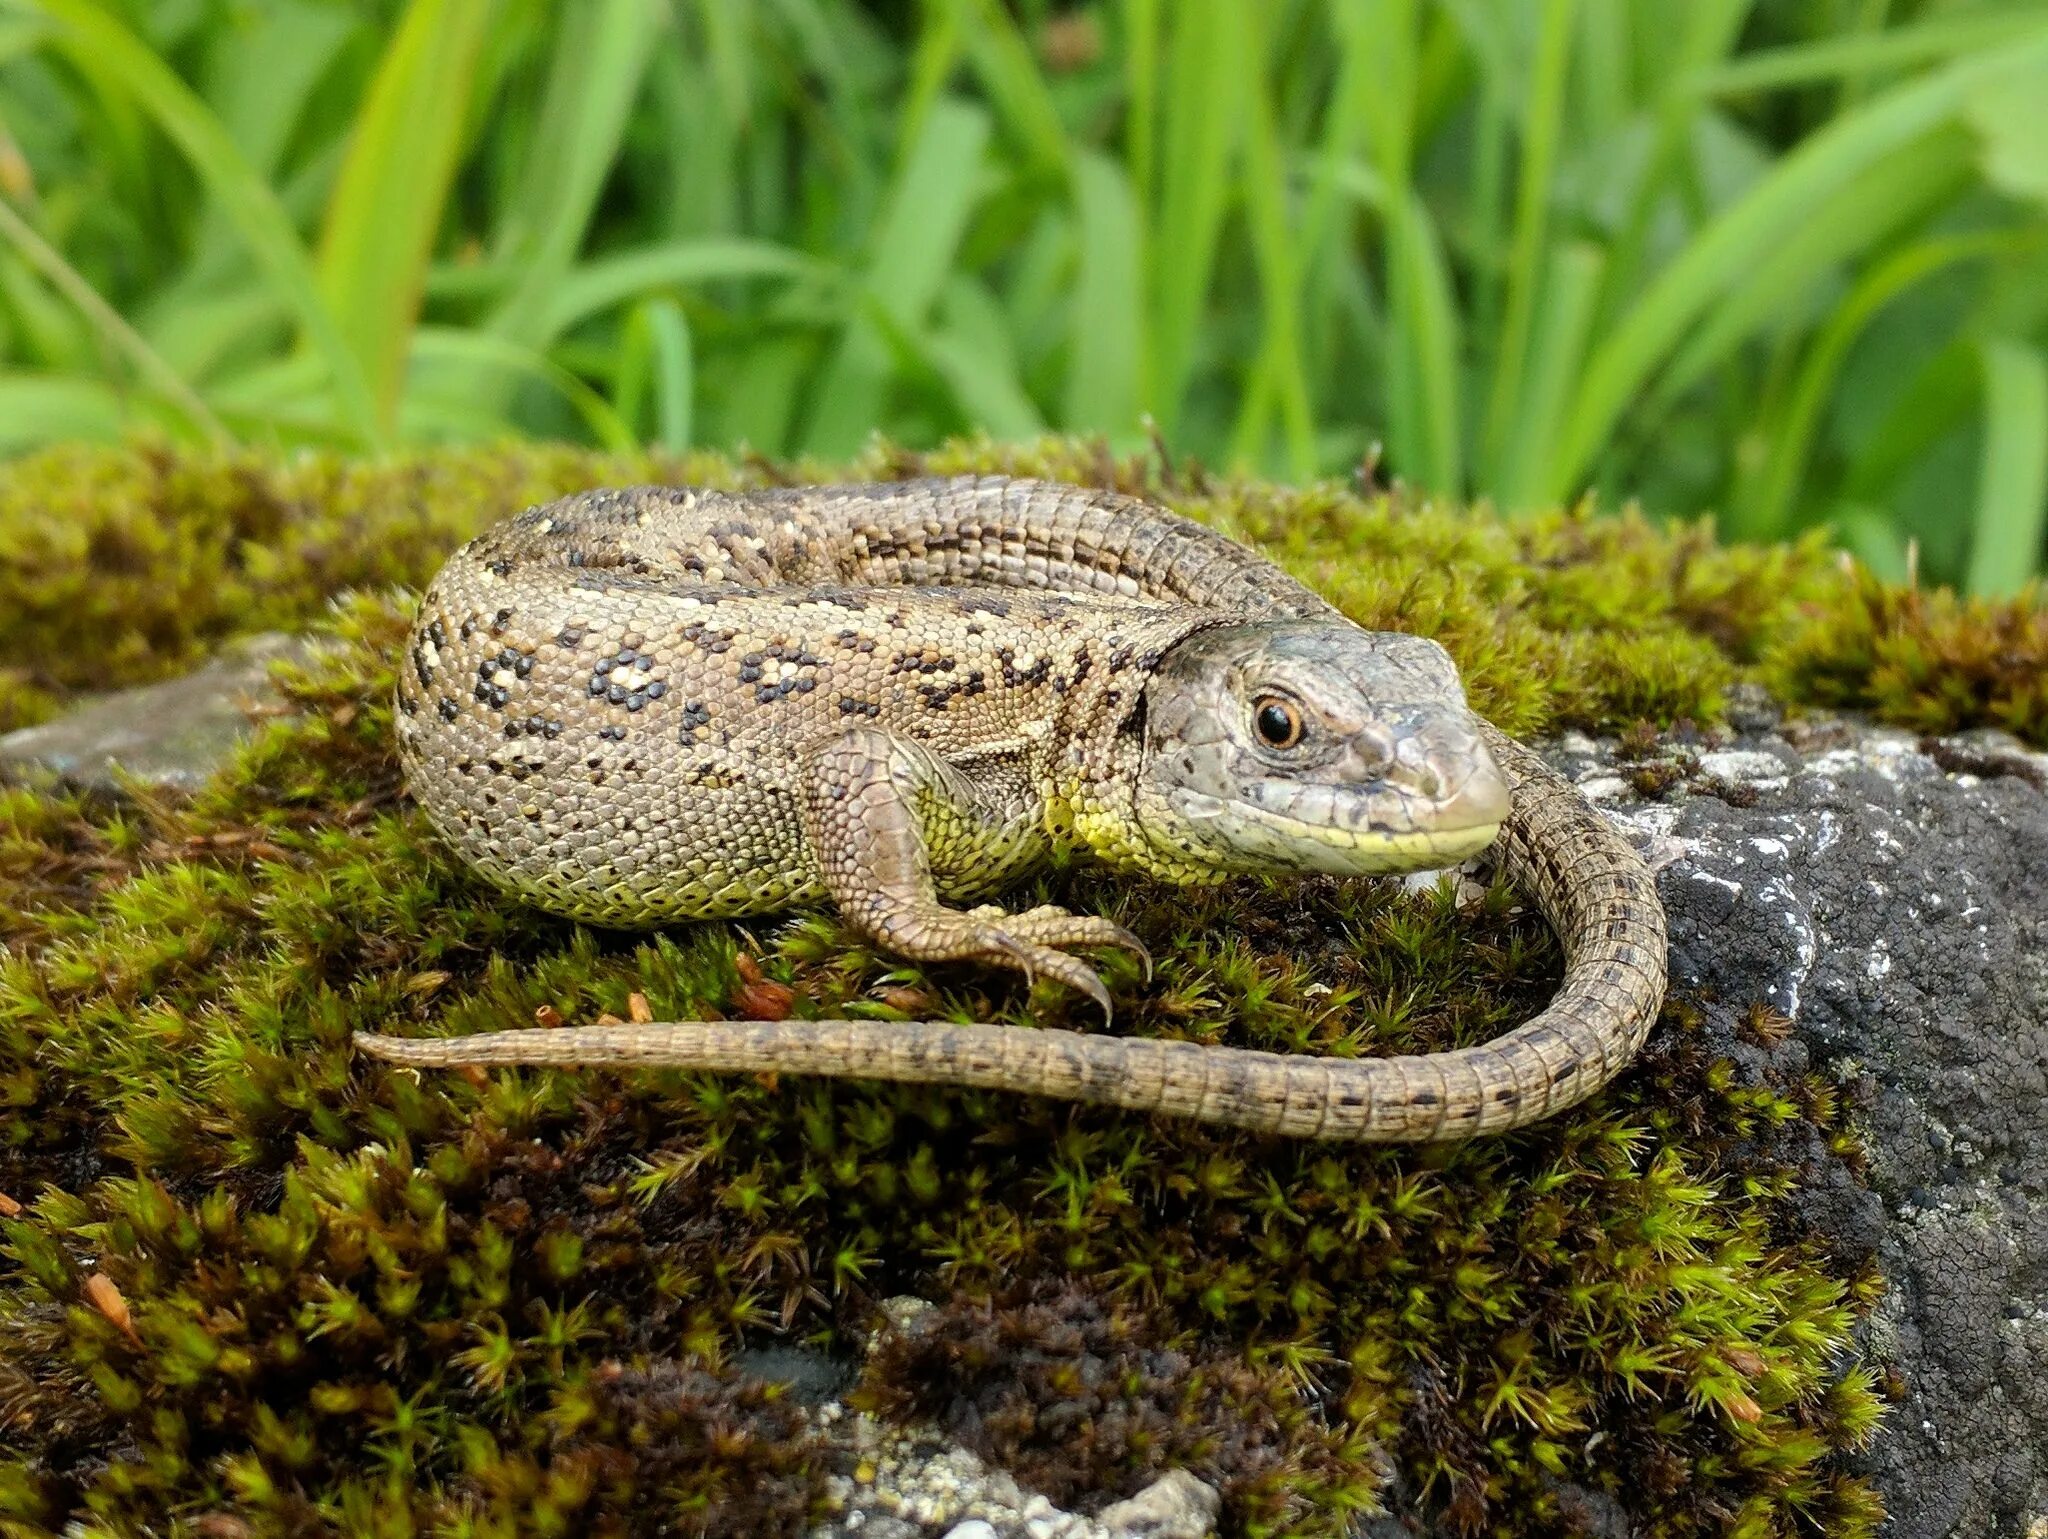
[1252,695,1304,750]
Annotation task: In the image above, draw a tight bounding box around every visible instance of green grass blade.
[1576,0,1631,133]
[1591,0,1753,337]
[1699,10,2048,94]
[1122,0,1158,211]
[922,275,1044,440]
[541,239,818,338]
[1384,188,1464,495]
[1064,148,1142,438]
[1830,502,1911,582]
[1732,232,2035,541]
[717,333,815,455]
[1463,64,1510,359]
[200,1,356,180]
[1650,125,1972,415]
[182,1,358,279]
[1547,30,2048,501]
[863,95,992,328]
[0,193,229,443]
[698,0,754,128]
[998,206,1074,372]
[1844,339,1977,506]
[314,0,492,431]
[803,95,991,455]
[1287,6,1374,411]
[1327,155,1460,494]
[1230,3,1313,478]
[962,0,1071,180]
[1966,337,2048,597]
[1346,0,1459,492]
[0,371,123,448]
[900,0,963,155]
[1149,0,1240,437]
[1498,240,1604,512]
[0,17,49,63]
[408,326,636,450]
[23,0,378,443]
[642,297,694,451]
[1480,0,1576,488]
[143,291,286,384]
[613,295,694,450]
[0,249,85,367]
[489,0,661,343]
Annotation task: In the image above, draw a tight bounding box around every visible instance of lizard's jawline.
[1168,789,1503,875]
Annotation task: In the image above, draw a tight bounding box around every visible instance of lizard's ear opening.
[1132,620,1510,878]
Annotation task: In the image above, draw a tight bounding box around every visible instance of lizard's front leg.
[802,727,1147,1014]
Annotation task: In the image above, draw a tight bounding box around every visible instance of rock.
[1095,1470,1220,1538]
[731,1343,856,1407]
[0,632,315,792]
[942,1524,1000,1539]
[1569,718,2048,1539]
[856,1521,924,1539]
[1692,746,1793,787]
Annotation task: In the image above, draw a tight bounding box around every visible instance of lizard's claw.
[875,903,1133,1020]
[984,931,1115,1021]
[1001,906,1151,981]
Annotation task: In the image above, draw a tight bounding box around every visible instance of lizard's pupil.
[1254,698,1302,749]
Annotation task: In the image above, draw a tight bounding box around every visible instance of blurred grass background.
[0,0,2045,592]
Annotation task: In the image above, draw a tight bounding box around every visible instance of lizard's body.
[361,477,1667,1141]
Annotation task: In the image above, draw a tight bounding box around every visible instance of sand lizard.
[356,476,1667,1141]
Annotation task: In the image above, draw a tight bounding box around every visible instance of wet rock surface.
[1548,703,2048,1539]
[0,632,314,791]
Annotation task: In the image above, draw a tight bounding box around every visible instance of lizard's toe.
[1003,907,1152,980]
[1003,940,1115,1020]
[871,904,1124,1018]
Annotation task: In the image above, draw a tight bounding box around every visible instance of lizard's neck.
[1039,609,1245,884]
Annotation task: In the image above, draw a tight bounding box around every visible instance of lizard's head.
[1128,620,1511,877]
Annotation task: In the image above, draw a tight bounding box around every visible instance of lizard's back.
[396,491,1214,922]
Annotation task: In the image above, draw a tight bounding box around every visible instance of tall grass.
[1,0,2045,590]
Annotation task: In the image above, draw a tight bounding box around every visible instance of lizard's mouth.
[1163,774,1509,876]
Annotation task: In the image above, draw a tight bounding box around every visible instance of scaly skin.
[357,477,1667,1140]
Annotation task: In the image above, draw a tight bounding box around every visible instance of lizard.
[355,475,1668,1141]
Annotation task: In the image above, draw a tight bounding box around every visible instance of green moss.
[2,434,2017,1536]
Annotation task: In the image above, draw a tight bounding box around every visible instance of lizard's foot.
[967,904,1154,981]
[873,902,1146,1018]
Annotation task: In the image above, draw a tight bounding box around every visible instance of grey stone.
[1586,719,2048,1539]
[731,1343,856,1407]
[1095,1469,1220,1538]
[0,632,316,792]
[941,1524,1000,1539]
[1723,680,1783,735]
[1692,746,1792,786]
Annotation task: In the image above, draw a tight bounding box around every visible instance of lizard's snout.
[1387,713,1512,829]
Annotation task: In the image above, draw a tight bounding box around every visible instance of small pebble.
[1097,1469,1222,1539]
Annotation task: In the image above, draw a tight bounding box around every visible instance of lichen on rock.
[1,438,2041,1538]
